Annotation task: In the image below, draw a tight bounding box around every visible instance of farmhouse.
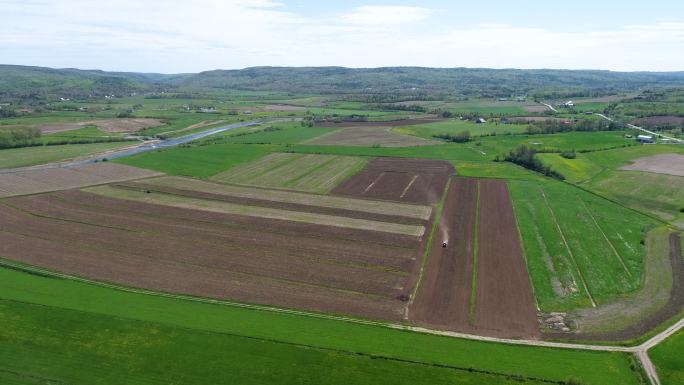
[563,101,575,108]
[637,134,654,143]
[475,118,487,124]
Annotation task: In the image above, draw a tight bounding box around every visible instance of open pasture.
[509,179,658,312]
[211,152,368,194]
[396,119,529,140]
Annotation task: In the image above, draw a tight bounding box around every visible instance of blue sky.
[1,0,683,73]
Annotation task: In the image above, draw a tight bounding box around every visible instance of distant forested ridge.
[2,64,684,102]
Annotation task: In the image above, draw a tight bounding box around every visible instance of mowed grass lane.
[0,266,644,385]
[510,179,658,311]
[212,152,368,194]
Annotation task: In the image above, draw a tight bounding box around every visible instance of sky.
[1,0,683,73]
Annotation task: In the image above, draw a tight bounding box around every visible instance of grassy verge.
[0,262,643,385]
[650,328,684,385]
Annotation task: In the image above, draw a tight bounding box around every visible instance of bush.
[504,145,565,180]
[560,151,577,159]
[433,130,471,143]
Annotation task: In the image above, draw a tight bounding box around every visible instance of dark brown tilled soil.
[0,230,403,321]
[333,158,454,204]
[0,187,429,321]
[410,177,477,329]
[7,194,417,271]
[410,178,540,339]
[474,180,540,339]
[115,181,426,225]
[54,190,420,249]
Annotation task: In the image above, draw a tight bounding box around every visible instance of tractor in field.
[442,241,448,248]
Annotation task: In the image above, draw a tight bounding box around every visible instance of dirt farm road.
[1,259,679,385]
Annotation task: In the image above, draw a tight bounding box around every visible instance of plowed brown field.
[410,177,540,339]
[0,186,428,321]
[332,158,454,204]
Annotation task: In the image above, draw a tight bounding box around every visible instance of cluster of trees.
[0,108,18,118]
[0,126,41,149]
[525,119,623,135]
[433,130,471,143]
[502,145,565,180]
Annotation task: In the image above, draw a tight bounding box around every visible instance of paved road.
[540,102,558,112]
[0,120,261,173]
[597,113,684,144]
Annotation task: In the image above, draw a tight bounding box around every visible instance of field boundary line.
[468,180,481,324]
[580,199,632,276]
[539,187,597,307]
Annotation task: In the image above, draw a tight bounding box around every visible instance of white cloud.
[0,1,682,72]
[339,6,431,26]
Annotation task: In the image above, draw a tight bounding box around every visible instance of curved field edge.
[0,263,642,385]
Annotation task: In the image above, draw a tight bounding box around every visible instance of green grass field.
[509,179,659,311]
[394,119,529,139]
[218,121,338,144]
[0,264,644,385]
[211,152,368,193]
[538,153,604,183]
[116,143,278,178]
[0,142,132,169]
[651,328,684,385]
[577,145,684,228]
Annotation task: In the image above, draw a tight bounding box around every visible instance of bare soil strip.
[410,178,540,339]
[333,158,454,204]
[621,154,684,177]
[410,177,478,330]
[85,185,425,237]
[0,163,162,197]
[53,190,420,248]
[121,175,432,219]
[116,181,427,225]
[474,180,540,339]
